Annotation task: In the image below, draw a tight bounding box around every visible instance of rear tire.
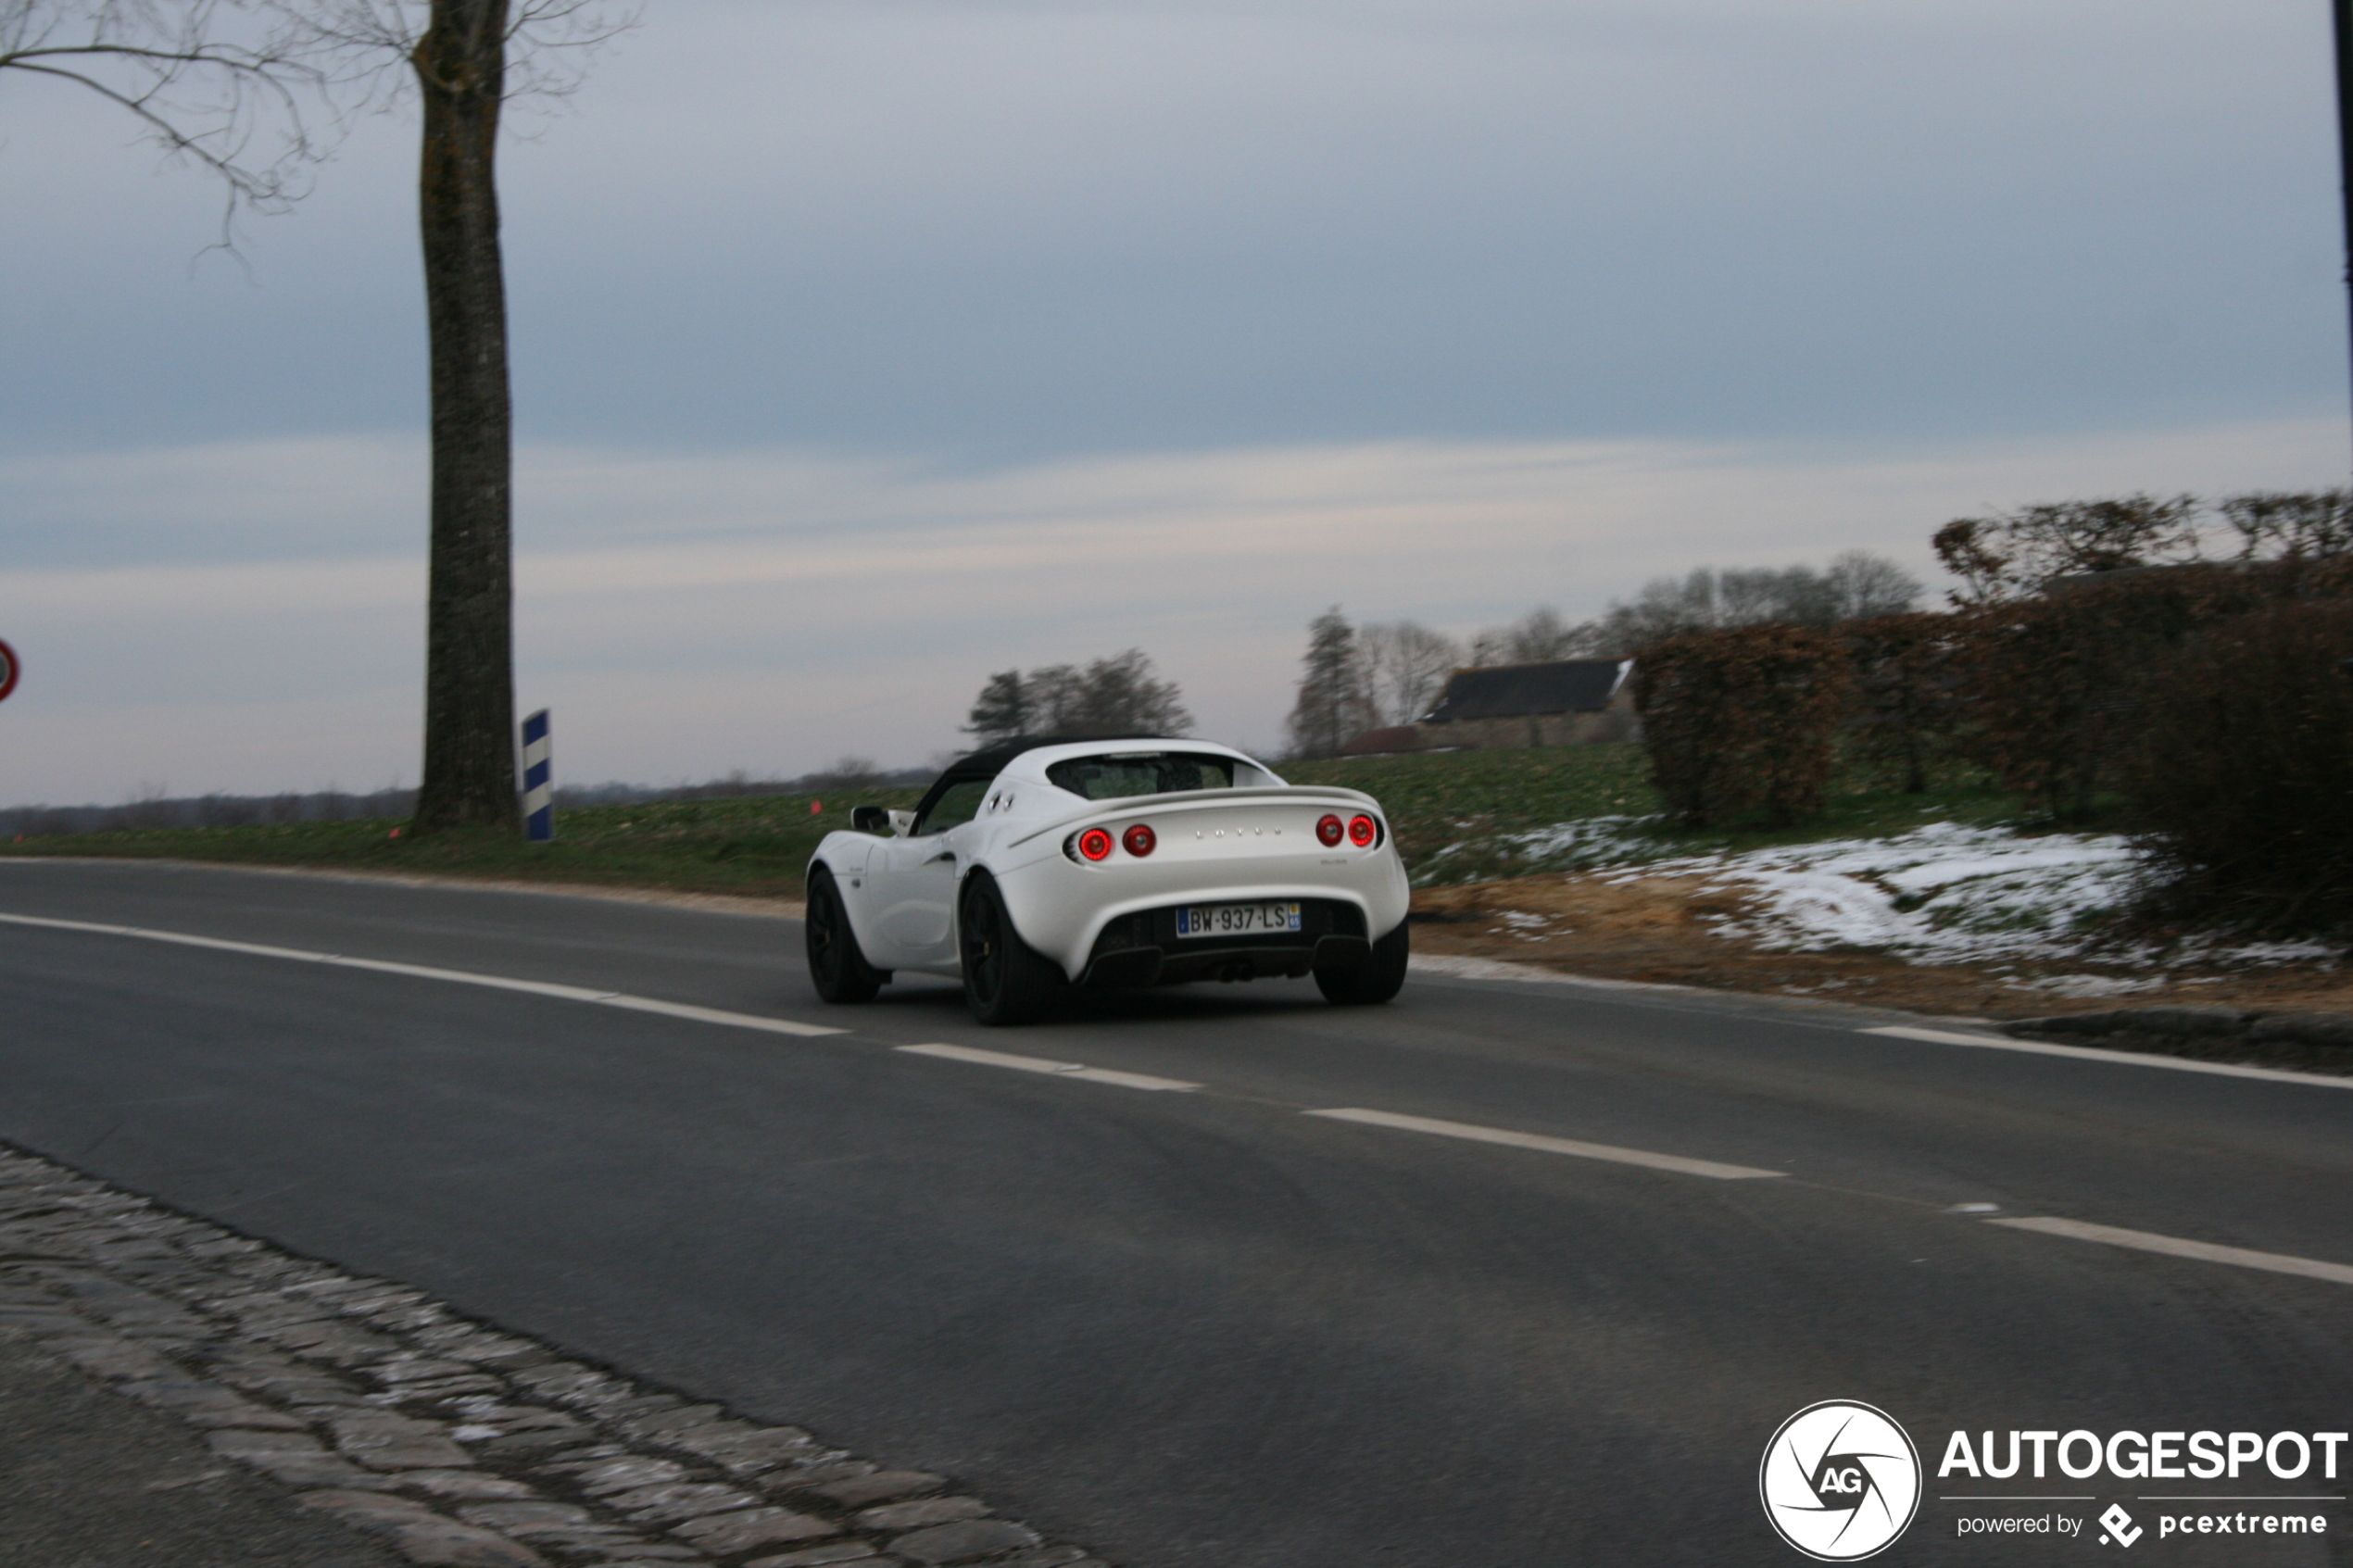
[1315,919,1409,1006]
[960,873,1063,1025]
[806,866,885,1003]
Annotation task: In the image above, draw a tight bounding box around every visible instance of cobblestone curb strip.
[0,1143,1105,1568]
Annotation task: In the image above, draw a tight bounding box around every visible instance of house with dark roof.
[1407,659,1640,750]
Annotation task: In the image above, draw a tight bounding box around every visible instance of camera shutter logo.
[1759,1400,1922,1561]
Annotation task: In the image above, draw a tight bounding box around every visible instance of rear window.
[1047,752,1238,800]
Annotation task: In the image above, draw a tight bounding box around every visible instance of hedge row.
[1629,558,2353,931]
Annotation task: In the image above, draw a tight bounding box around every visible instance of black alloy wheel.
[959,873,1061,1025]
[806,866,885,1003]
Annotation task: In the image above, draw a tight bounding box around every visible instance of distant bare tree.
[1285,608,1374,759]
[806,756,884,789]
[963,670,1029,744]
[1048,649,1191,735]
[1821,548,1924,621]
[1466,606,1598,667]
[2221,490,2353,563]
[1932,494,2201,604]
[962,651,1192,745]
[1587,551,1920,650]
[1714,569,1792,626]
[1591,572,1719,652]
[1358,620,1462,724]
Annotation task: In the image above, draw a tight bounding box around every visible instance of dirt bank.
[1408,870,2353,1022]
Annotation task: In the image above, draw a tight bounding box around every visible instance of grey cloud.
[2,0,2339,477]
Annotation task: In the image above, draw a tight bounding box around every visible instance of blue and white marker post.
[522,709,553,842]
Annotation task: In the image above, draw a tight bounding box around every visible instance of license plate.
[1176,901,1302,937]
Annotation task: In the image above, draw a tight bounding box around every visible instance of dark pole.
[2334,0,2353,474]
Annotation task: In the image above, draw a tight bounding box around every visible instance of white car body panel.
[807,739,1409,985]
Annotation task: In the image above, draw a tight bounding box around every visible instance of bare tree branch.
[279,0,632,108]
[1,0,635,233]
[2,0,333,236]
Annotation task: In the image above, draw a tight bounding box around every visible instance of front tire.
[1315,920,1409,1006]
[806,865,886,1003]
[960,873,1063,1025]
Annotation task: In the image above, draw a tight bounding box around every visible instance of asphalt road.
[1,859,2347,1567]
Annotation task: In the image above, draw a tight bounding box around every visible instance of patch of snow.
[1423,813,2342,972]
[1602,822,2150,967]
[1485,909,1565,943]
[2182,936,2341,967]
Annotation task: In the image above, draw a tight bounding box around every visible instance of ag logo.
[1760,1400,1922,1561]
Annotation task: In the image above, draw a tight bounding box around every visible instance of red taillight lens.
[1348,813,1377,847]
[1316,814,1344,847]
[1123,823,1155,857]
[1078,828,1113,861]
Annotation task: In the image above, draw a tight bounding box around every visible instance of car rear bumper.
[986,794,1412,983]
[1076,897,1372,986]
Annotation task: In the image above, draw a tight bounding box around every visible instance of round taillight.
[1123,823,1155,858]
[1316,814,1344,847]
[1348,813,1377,847]
[1078,828,1113,861]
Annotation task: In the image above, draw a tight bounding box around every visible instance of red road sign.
[0,639,16,704]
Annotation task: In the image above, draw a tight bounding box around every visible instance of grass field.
[2,744,2029,898]
[0,784,927,901]
[1289,743,2023,885]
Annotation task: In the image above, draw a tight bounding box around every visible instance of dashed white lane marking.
[1862,1025,2353,1090]
[894,1043,1200,1092]
[0,911,845,1038]
[15,907,2343,1280]
[1303,1107,1785,1181]
[1986,1216,2353,1287]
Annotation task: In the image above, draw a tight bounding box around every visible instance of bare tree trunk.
[409,0,518,835]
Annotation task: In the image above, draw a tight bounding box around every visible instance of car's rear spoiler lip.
[1006,785,1382,851]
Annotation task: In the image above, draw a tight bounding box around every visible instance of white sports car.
[803,737,1411,1024]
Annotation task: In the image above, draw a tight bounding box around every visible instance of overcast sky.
[4,0,2347,801]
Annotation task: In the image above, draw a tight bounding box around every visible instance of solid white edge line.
[893,1043,1199,1092]
[1988,1216,2353,1287]
[0,910,846,1039]
[1303,1107,1785,1180]
[1863,1025,2353,1090]
[596,994,842,1038]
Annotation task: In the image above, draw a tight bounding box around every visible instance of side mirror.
[888,809,916,837]
[851,805,889,834]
